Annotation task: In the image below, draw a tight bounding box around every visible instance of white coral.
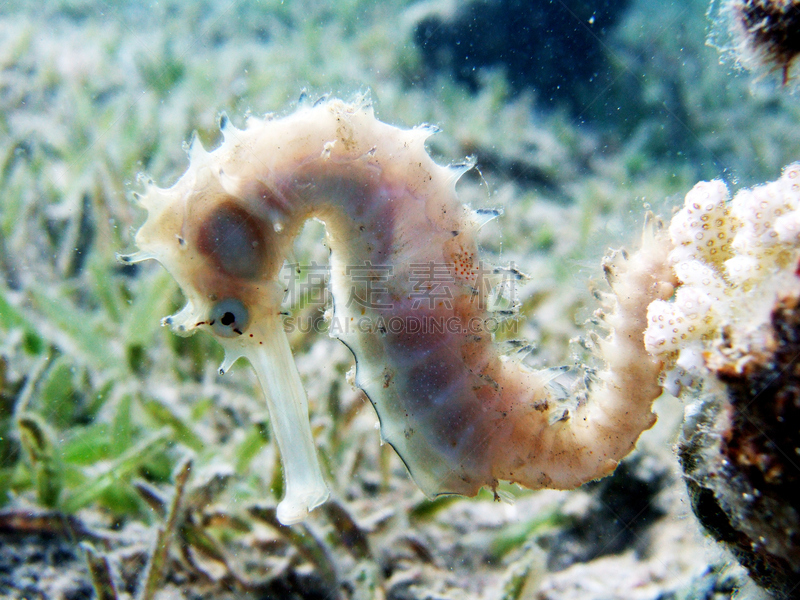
[668,179,735,268]
[644,285,717,355]
[646,163,800,391]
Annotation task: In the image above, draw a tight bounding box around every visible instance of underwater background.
[1,0,799,598]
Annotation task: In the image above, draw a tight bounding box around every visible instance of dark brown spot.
[383,368,394,388]
[196,201,267,279]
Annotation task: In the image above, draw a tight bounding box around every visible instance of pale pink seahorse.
[122,98,674,525]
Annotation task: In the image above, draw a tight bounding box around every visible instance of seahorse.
[122,97,674,525]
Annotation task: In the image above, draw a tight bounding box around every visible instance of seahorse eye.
[210,298,250,337]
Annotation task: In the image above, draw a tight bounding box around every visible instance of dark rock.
[545,453,672,571]
[413,0,631,115]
